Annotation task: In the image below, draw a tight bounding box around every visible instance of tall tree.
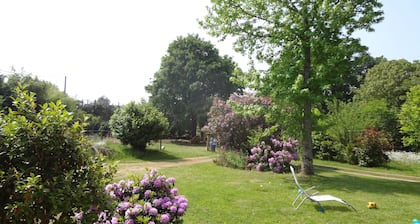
[336,53,385,102]
[6,73,79,111]
[399,84,420,151]
[356,59,420,109]
[356,59,420,150]
[79,96,116,135]
[200,0,383,174]
[0,74,12,110]
[146,34,241,138]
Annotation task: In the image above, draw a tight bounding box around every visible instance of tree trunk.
[302,99,314,175]
[301,38,314,175]
[191,116,197,137]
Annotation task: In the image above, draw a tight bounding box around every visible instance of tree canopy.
[201,0,384,174]
[79,96,117,135]
[356,59,420,109]
[399,84,420,151]
[146,34,241,138]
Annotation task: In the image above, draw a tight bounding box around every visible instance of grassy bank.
[159,163,420,224]
[106,140,420,223]
[103,139,215,162]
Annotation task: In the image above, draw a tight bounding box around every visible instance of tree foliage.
[357,59,420,109]
[109,101,169,151]
[323,99,395,146]
[0,74,12,110]
[314,99,396,163]
[336,53,385,102]
[146,34,241,138]
[0,85,116,223]
[200,0,383,174]
[6,73,79,112]
[79,96,117,136]
[399,84,420,151]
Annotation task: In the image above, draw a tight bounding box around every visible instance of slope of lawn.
[109,141,420,223]
[158,163,420,224]
[103,139,215,162]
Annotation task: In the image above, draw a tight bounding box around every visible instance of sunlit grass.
[157,163,420,224]
[108,141,420,223]
[104,139,215,162]
[314,159,420,178]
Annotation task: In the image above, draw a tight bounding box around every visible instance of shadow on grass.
[283,167,420,213]
[137,149,182,162]
[109,144,182,161]
[311,205,356,213]
[286,167,420,196]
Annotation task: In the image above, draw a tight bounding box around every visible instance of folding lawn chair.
[290,166,356,212]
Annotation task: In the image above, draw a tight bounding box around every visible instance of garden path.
[116,156,214,175]
[116,157,420,183]
[315,165,420,183]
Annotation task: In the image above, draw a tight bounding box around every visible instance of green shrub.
[0,85,116,223]
[313,132,346,162]
[214,149,248,169]
[324,99,396,147]
[109,101,169,151]
[351,127,392,167]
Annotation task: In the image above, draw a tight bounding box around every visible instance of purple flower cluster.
[247,137,300,173]
[94,169,188,224]
[203,94,270,150]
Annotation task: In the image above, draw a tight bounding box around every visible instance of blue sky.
[356,0,420,61]
[0,0,418,105]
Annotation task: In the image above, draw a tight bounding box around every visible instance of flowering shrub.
[203,93,271,151]
[79,169,188,224]
[351,127,392,167]
[247,137,300,173]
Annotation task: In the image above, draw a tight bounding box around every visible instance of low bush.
[246,137,299,173]
[214,149,248,169]
[313,132,346,162]
[77,169,188,224]
[351,127,392,167]
[109,101,169,151]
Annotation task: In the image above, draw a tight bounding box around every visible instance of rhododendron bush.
[203,93,271,151]
[247,137,300,173]
[75,169,188,224]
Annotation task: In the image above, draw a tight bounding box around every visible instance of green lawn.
[159,163,420,224]
[315,158,420,177]
[107,141,420,224]
[105,139,215,162]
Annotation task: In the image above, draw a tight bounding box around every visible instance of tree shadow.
[285,166,420,196]
[284,167,420,213]
[138,149,182,162]
[115,145,182,161]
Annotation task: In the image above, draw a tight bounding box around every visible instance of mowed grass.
[104,139,215,162]
[315,159,420,177]
[110,142,420,224]
[159,163,420,224]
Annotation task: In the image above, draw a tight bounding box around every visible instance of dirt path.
[116,157,420,183]
[116,156,214,175]
[315,165,420,183]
